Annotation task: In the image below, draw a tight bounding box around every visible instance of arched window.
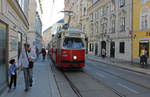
[140,6,150,30]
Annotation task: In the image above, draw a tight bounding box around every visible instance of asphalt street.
[51,60,120,97]
[85,60,150,97]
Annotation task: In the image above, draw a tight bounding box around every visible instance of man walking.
[18,43,30,92]
[28,46,37,87]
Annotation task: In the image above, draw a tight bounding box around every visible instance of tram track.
[62,69,124,97]
[50,62,83,97]
[86,60,150,91]
[84,66,126,97]
[50,57,121,97]
[85,61,150,97]
[61,71,83,97]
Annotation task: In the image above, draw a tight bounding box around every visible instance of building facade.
[64,0,82,28]
[43,19,64,48]
[80,0,93,53]
[87,0,132,61]
[0,0,29,92]
[28,0,43,48]
[43,26,52,48]
[132,0,150,63]
[34,12,42,50]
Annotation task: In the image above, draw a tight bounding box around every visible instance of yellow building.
[132,0,150,63]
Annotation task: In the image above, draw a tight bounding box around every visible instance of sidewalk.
[87,55,150,76]
[0,55,60,97]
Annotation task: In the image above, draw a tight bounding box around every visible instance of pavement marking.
[118,83,139,94]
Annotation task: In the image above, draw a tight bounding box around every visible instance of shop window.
[0,21,7,90]
[120,42,125,53]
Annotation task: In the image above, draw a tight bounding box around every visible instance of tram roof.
[61,27,83,33]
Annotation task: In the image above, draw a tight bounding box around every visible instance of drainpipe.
[131,0,133,64]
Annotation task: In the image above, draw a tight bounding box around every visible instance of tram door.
[110,41,115,58]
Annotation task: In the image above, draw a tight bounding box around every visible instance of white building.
[88,0,132,61]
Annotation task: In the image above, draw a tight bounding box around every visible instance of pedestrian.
[28,46,37,87]
[41,48,46,60]
[8,59,18,92]
[36,47,39,58]
[18,43,31,92]
[101,48,106,58]
[140,47,148,68]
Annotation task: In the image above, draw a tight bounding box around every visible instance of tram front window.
[63,38,84,49]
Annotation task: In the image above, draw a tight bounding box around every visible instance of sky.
[42,0,64,31]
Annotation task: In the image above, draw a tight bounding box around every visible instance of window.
[99,7,103,16]
[111,0,115,11]
[111,19,115,33]
[120,0,125,7]
[63,38,84,49]
[120,17,125,32]
[120,42,125,53]
[141,14,149,29]
[93,0,99,4]
[101,17,108,33]
[83,7,86,16]
[18,0,24,11]
[140,0,149,4]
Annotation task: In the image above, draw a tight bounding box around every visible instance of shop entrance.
[139,40,149,57]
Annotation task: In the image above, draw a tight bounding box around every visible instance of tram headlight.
[73,56,77,60]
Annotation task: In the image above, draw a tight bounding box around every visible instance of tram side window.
[63,38,84,49]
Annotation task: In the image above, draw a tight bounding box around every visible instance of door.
[139,40,149,57]
[0,21,7,90]
[101,41,106,56]
[110,41,115,58]
[95,43,98,55]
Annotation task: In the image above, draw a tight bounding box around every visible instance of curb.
[87,57,150,76]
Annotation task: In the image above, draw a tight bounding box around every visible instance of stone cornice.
[7,0,29,29]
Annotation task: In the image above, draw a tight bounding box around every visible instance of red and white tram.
[50,28,85,69]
